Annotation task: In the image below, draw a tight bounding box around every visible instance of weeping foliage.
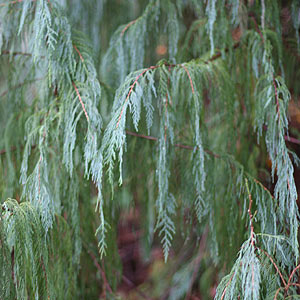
[1,0,300,299]
[0,199,76,299]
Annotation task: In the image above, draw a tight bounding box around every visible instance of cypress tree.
[1,0,300,299]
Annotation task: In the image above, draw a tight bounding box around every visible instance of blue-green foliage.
[1,0,300,299]
[206,0,217,55]
[101,0,160,87]
[0,199,76,299]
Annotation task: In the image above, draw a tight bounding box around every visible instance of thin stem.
[73,45,84,62]
[1,50,32,56]
[288,283,300,288]
[284,136,300,145]
[181,65,195,94]
[253,178,274,198]
[273,77,280,121]
[207,42,240,62]
[274,287,282,300]
[125,130,273,165]
[245,179,255,247]
[221,271,235,300]
[287,263,300,289]
[125,130,218,155]
[116,66,158,128]
[249,14,264,42]
[38,155,42,203]
[119,0,158,37]
[125,130,157,141]
[115,42,241,129]
[164,66,172,141]
[72,81,89,122]
[121,20,137,36]
[260,248,287,287]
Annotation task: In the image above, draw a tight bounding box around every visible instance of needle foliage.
[1,0,300,299]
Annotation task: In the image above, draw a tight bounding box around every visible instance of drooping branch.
[116,66,158,128]
[125,130,275,199]
[1,50,33,56]
[115,42,241,130]
[125,130,216,154]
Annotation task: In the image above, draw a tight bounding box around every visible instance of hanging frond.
[1,0,300,298]
[0,199,76,299]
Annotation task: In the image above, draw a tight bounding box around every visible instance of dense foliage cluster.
[1,0,300,299]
